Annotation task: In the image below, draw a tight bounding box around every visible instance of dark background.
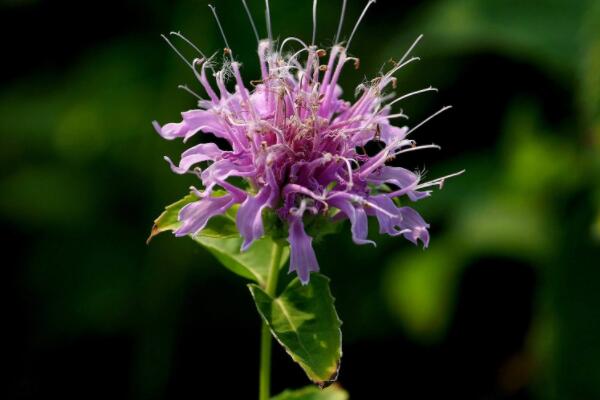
[3,0,600,398]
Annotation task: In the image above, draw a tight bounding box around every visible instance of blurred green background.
[3,0,600,398]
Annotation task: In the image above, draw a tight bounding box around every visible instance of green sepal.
[303,212,343,243]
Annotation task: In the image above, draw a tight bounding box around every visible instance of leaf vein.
[273,298,316,368]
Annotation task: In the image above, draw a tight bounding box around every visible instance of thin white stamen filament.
[387,86,438,108]
[161,34,193,68]
[280,37,310,54]
[381,57,421,85]
[334,0,347,44]
[394,144,441,156]
[241,0,260,43]
[407,106,452,136]
[416,170,465,189]
[385,112,410,120]
[287,185,330,208]
[358,104,406,133]
[398,34,423,65]
[341,157,354,189]
[312,0,318,46]
[291,198,308,217]
[265,0,273,44]
[208,4,233,58]
[363,200,396,218]
[324,192,396,218]
[169,31,207,58]
[270,64,300,74]
[346,0,376,52]
[288,48,311,66]
[177,84,203,100]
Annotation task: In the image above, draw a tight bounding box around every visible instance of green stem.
[259,242,284,400]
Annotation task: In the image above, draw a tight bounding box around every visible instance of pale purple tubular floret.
[365,195,409,237]
[175,193,239,237]
[288,216,319,284]
[165,142,223,174]
[328,196,374,246]
[236,170,278,251]
[236,187,271,250]
[367,166,431,201]
[397,207,431,247]
[155,5,462,283]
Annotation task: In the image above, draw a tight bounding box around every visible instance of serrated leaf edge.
[249,275,343,386]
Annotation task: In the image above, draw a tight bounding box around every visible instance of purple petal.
[250,89,271,118]
[366,196,430,247]
[200,159,255,195]
[367,195,406,236]
[368,166,430,201]
[369,166,416,187]
[328,197,375,246]
[175,194,237,237]
[236,186,272,251]
[352,122,408,147]
[153,120,188,140]
[153,110,230,143]
[181,110,229,142]
[288,217,319,285]
[398,207,430,247]
[165,143,223,174]
[378,124,408,144]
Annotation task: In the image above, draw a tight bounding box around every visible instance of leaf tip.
[146,224,161,244]
[316,360,341,389]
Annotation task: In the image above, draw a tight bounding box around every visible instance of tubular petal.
[288,217,320,285]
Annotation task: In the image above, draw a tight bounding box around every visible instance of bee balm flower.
[153,0,462,284]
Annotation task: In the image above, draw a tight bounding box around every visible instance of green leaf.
[272,385,348,400]
[194,236,289,286]
[149,193,289,285]
[147,193,197,242]
[148,192,239,243]
[249,274,342,386]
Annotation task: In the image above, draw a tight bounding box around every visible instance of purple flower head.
[154,0,463,284]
